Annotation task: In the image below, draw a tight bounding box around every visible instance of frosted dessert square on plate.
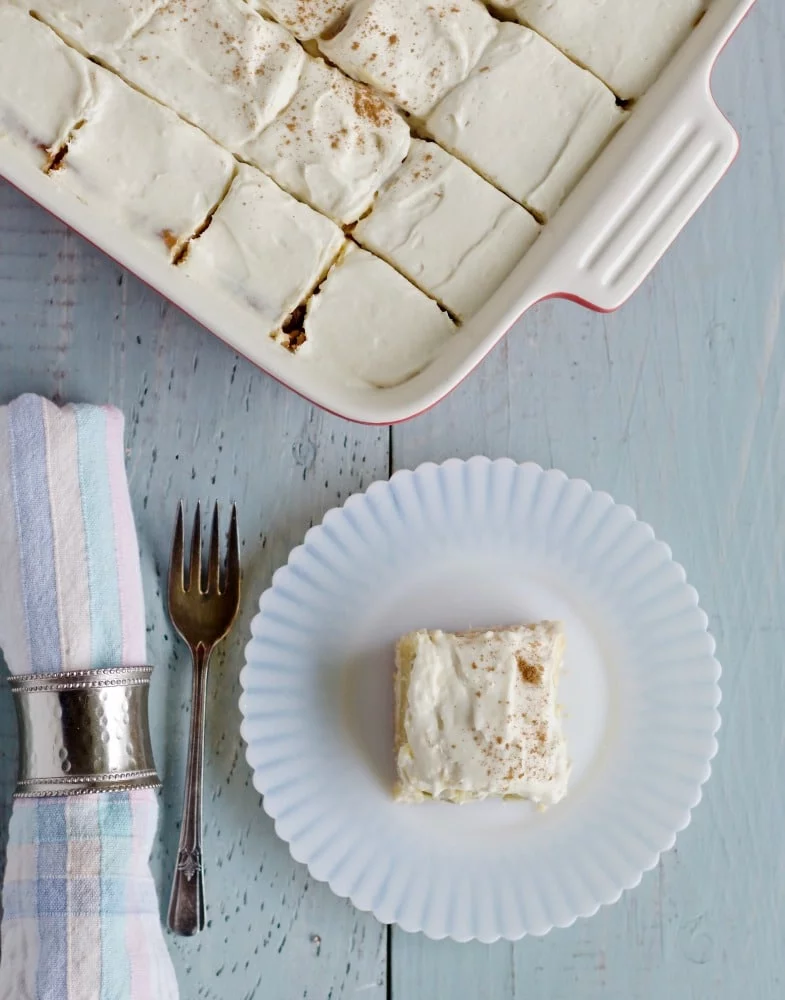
[427,22,625,220]
[511,0,706,100]
[50,66,234,259]
[110,0,305,151]
[246,56,410,225]
[284,244,454,387]
[181,164,345,337]
[395,622,569,805]
[0,8,94,168]
[354,139,540,319]
[320,0,498,118]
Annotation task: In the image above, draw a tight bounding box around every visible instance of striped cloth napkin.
[0,395,178,999]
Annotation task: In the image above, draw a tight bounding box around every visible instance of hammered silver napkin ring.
[9,666,161,797]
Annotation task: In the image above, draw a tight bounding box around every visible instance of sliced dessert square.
[246,56,410,225]
[282,244,454,387]
[50,66,234,259]
[319,0,498,118]
[511,0,706,100]
[0,8,94,168]
[28,0,163,54]
[109,0,305,150]
[395,622,569,805]
[181,164,345,336]
[426,23,625,220]
[354,139,540,319]
[246,0,354,41]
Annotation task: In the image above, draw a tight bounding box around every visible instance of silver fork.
[167,501,240,937]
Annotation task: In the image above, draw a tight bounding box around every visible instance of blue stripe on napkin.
[99,792,131,999]
[37,799,67,995]
[75,407,123,670]
[9,396,62,674]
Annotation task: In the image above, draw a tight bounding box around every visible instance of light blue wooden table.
[1,4,783,996]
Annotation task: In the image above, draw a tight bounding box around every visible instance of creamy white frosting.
[427,22,625,220]
[293,244,454,387]
[355,139,540,319]
[512,0,705,100]
[109,0,305,151]
[30,0,164,53]
[320,0,498,118]
[246,0,354,41]
[245,55,410,224]
[182,164,344,333]
[51,66,234,258]
[0,8,95,167]
[396,623,569,805]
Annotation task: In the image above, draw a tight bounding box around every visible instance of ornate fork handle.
[168,642,210,936]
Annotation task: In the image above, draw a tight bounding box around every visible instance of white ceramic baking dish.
[0,0,755,424]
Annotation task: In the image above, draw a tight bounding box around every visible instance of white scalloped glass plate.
[239,458,720,942]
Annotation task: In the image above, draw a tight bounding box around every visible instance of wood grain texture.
[391,3,785,998]
[1,1,783,997]
[0,185,388,999]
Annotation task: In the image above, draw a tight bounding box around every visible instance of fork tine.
[226,504,240,599]
[169,501,185,605]
[207,503,221,593]
[188,501,202,593]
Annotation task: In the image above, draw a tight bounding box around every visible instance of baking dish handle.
[547,70,739,313]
